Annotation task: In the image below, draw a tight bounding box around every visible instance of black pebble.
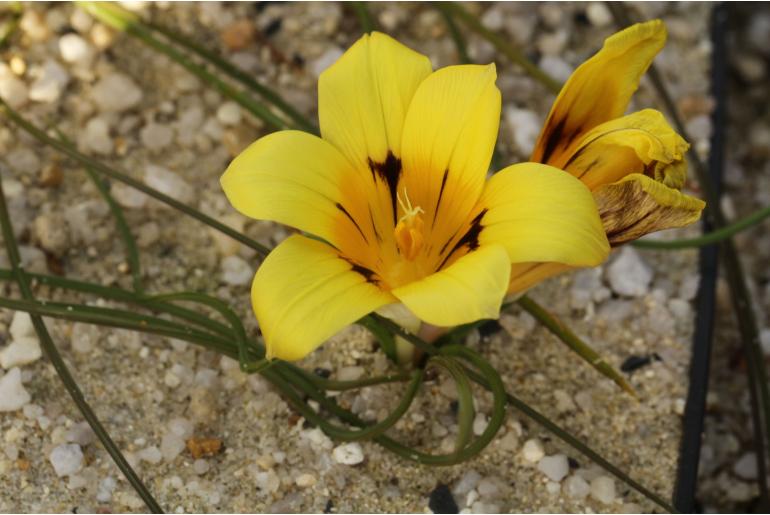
[428,483,459,514]
[621,354,657,372]
[314,367,332,378]
[264,18,282,37]
[478,319,503,338]
[323,499,334,513]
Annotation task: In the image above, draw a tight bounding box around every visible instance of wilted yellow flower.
[221,32,610,361]
[508,20,706,294]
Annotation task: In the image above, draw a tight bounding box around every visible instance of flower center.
[394,189,425,261]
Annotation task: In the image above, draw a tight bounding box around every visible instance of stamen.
[394,188,425,261]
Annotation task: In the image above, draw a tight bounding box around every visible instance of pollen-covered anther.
[394,189,425,261]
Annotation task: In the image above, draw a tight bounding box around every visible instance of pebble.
[111,183,148,209]
[138,446,163,464]
[337,365,364,381]
[760,328,770,356]
[217,101,242,126]
[476,477,500,498]
[332,442,364,465]
[563,474,590,499]
[168,417,194,439]
[96,476,117,503]
[0,368,31,411]
[538,56,573,84]
[295,473,317,488]
[34,213,70,255]
[453,470,481,496]
[590,475,616,504]
[49,443,84,477]
[58,33,94,64]
[65,422,96,446]
[504,106,540,156]
[0,337,42,369]
[193,458,210,475]
[521,438,545,463]
[92,73,143,112]
[733,452,758,480]
[29,59,69,103]
[140,122,174,152]
[472,413,488,436]
[221,20,255,51]
[20,10,50,42]
[311,47,344,78]
[537,454,569,482]
[10,311,36,340]
[81,117,113,155]
[160,432,186,462]
[0,66,28,108]
[607,247,653,297]
[144,164,195,204]
[586,2,612,27]
[220,255,253,286]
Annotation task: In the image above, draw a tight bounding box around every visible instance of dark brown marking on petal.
[576,157,601,180]
[335,202,368,244]
[436,209,488,271]
[432,169,450,228]
[368,206,382,242]
[367,151,402,224]
[538,117,566,164]
[342,257,379,284]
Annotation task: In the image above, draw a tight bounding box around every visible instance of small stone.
[92,73,143,112]
[96,476,117,503]
[760,328,770,356]
[476,477,500,498]
[590,475,616,504]
[193,458,210,475]
[311,47,344,78]
[295,473,317,488]
[545,481,561,494]
[10,312,35,340]
[160,433,185,462]
[538,56,573,84]
[66,422,96,446]
[472,413,488,436]
[217,102,242,126]
[20,10,50,42]
[168,417,194,439]
[144,164,195,204]
[221,20,255,51]
[0,368,31,411]
[81,117,113,155]
[429,483,459,514]
[337,366,364,381]
[70,323,98,354]
[453,470,481,496]
[39,163,64,188]
[0,337,42,369]
[29,59,69,103]
[90,23,115,50]
[586,2,612,26]
[521,438,545,463]
[111,183,147,209]
[0,68,29,108]
[734,452,758,480]
[59,33,94,64]
[186,437,223,459]
[538,454,569,482]
[505,107,541,156]
[34,213,70,254]
[137,446,162,464]
[607,247,653,297]
[139,122,174,153]
[49,444,84,477]
[553,390,575,413]
[332,442,364,465]
[563,474,590,499]
[70,8,93,33]
[220,255,253,286]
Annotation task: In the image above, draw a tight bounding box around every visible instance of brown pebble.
[221,20,255,51]
[186,437,223,458]
[17,458,30,471]
[39,163,64,188]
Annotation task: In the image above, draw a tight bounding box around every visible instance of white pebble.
[332,442,364,465]
[295,473,317,488]
[144,164,195,204]
[193,458,210,475]
[545,481,561,494]
[137,446,163,464]
[216,102,242,126]
[0,368,31,411]
[10,311,35,340]
[586,2,612,27]
[0,336,42,369]
[0,67,28,108]
[590,475,616,504]
[537,454,569,482]
[49,443,84,477]
[65,422,96,446]
[96,476,117,503]
[220,255,253,286]
[311,47,344,77]
[80,117,113,155]
[110,183,147,209]
[734,452,758,480]
[139,122,174,152]
[92,73,143,112]
[167,417,194,439]
[337,365,365,381]
[476,477,500,498]
[29,59,69,103]
[538,56,573,84]
[504,107,541,156]
[472,413,488,436]
[521,438,545,463]
[453,469,481,496]
[160,433,186,462]
[563,474,590,499]
[59,33,94,64]
[607,247,653,297]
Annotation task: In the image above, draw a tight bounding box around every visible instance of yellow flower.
[221,32,609,361]
[508,20,706,295]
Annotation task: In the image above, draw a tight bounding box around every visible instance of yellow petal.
[392,244,510,327]
[318,31,432,239]
[593,173,705,246]
[400,64,501,258]
[507,262,572,297]
[474,162,610,266]
[532,20,667,167]
[220,130,376,266]
[562,109,688,191]
[252,235,396,361]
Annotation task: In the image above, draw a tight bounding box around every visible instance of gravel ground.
[0,2,759,513]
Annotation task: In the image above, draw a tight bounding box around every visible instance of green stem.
[518,295,636,397]
[79,2,290,131]
[351,2,377,33]
[0,181,163,513]
[632,204,770,249]
[441,2,562,94]
[436,3,471,64]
